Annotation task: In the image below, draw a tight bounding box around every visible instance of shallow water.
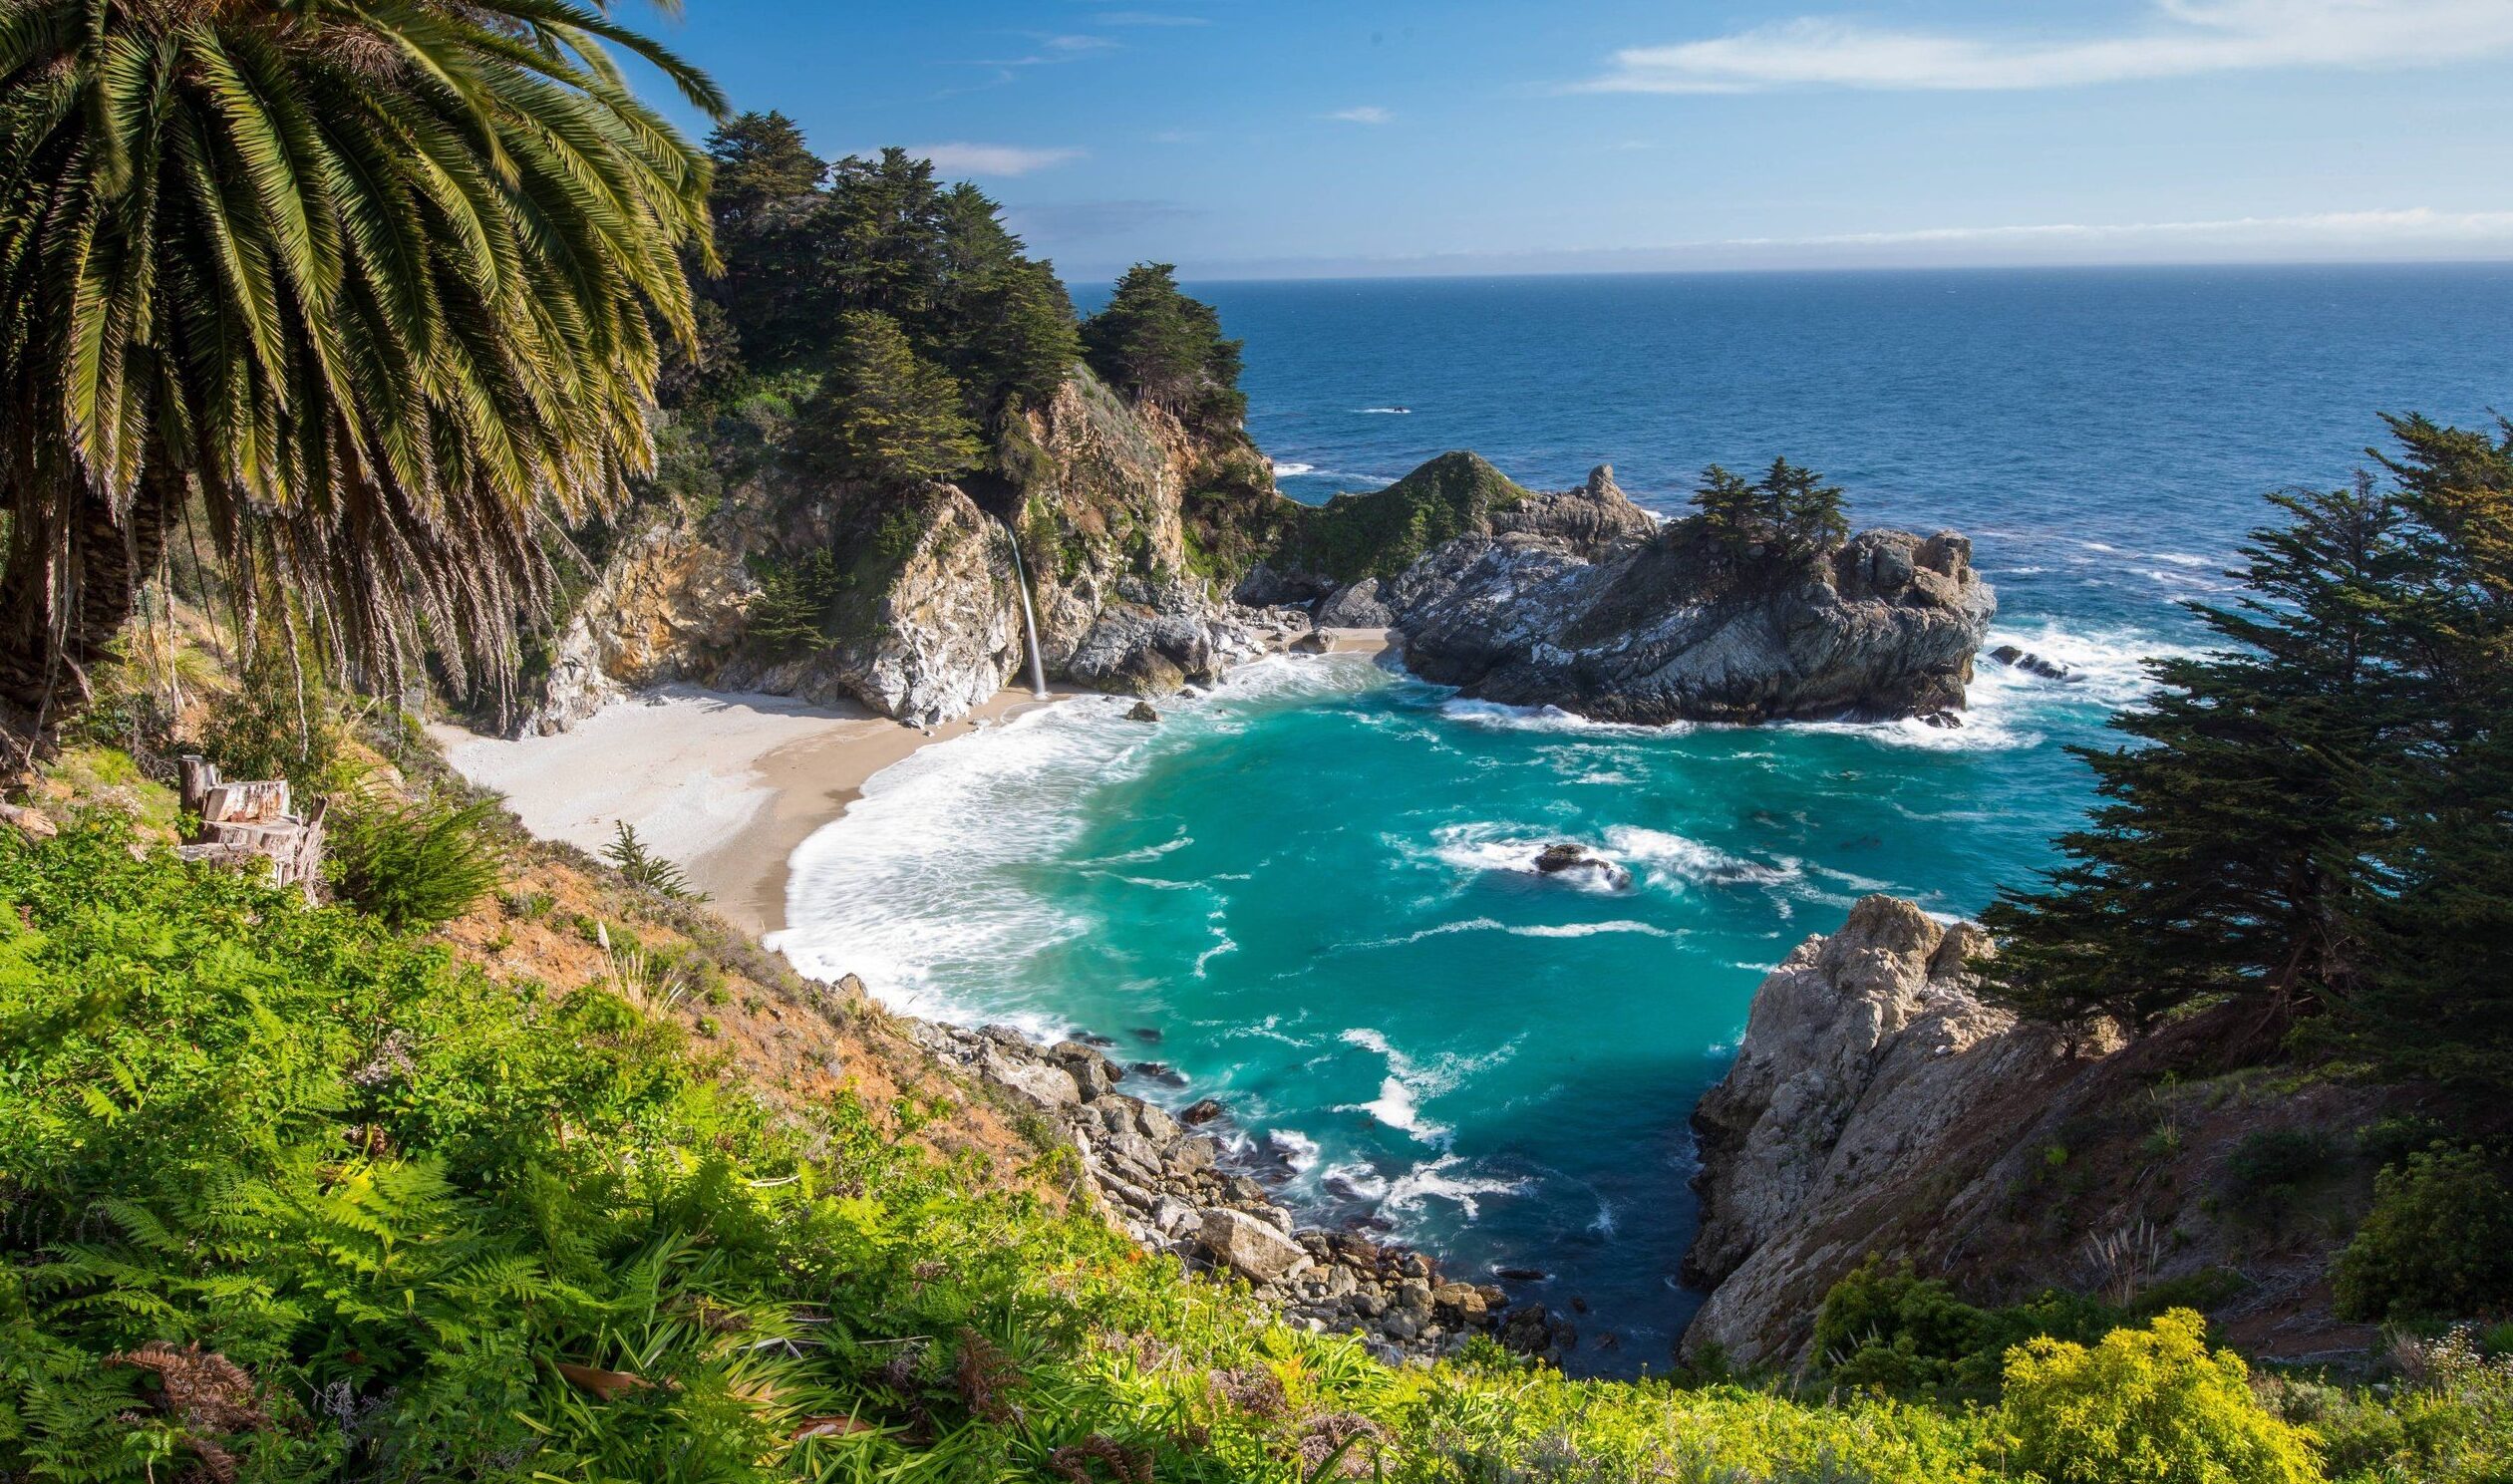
[775,265,2513,1375]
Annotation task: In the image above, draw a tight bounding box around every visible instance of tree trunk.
[0,471,183,716]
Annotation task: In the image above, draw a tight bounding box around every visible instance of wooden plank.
[199,779,291,826]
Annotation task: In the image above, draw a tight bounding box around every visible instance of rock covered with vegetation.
[1248,453,1994,723]
[518,127,1296,733]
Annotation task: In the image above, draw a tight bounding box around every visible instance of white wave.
[2149,551,2218,568]
[1192,910,1237,978]
[1589,1199,1620,1239]
[1356,406,1413,415]
[1320,1161,1390,1202]
[1602,825,1798,890]
[1424,822,1633,893]
[1333,1028,1516,1146]
[1266,1128,1322,1175]
[1440,698,1678,738]
[1572,769,1636,785]
[1508,920,1678,939]
[1080,835,1191,866]
[1382,1154,1528,1221]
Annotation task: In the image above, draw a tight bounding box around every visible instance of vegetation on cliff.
[1692,458,1851,562]
[1983,418,2511,1090]
[1272,451,1538,585]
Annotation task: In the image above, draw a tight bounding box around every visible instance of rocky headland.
[1245,453,1997,724]
[1679,895,2409,1370]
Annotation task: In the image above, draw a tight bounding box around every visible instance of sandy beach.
[435,684,1073,936]
[434,631,1388,939]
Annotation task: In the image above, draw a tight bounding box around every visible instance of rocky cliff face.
[1010,372,1294,695]
[1680,898,2404,1370]
[521,368,1297,734]
[1681,897,2088,1365]
[1400,521,1993,725]
[1247,453,1995,724]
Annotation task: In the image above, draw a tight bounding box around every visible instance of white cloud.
[910,144,1086,176]
[1582,0,2513,93]
[1094,11,1210,25]
[1328,106,1395,124]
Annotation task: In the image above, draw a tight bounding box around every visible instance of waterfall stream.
[1005,527,1051,700]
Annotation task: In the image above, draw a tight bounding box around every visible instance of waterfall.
[1004,525,1051,700]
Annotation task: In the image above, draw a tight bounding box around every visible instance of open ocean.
[771,264,2513,1375]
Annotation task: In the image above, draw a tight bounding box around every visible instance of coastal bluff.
[1679,897,2403,1370]
[1245,452,1997,725]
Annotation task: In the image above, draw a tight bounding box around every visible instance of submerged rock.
[1989,644,2075,682]
[1180,1096,1228,1126]
[1532,842,1635,892]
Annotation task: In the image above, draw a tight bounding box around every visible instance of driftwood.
[175,756,326,897]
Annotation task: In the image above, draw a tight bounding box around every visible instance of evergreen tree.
[1693,464,1761,549]
[1691,458,1849,560]
[1980,479,2415,1035]
[1081,264,1247,430]
[2328,418,2513,1088]
[794,312,981,487]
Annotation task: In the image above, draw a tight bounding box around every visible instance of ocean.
[771,264,2513,1375]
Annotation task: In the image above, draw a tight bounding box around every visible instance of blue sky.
[625,1,2513,280]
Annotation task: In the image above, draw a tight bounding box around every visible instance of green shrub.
[327,796,502,930]
[1997,1310,2324,1484]
[195,645,343,793]
[1812,1257,2119,1399]
[2333,1147,2513,1323]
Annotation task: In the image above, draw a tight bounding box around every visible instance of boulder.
[1200,1208,1311,1284]
[1532,842,1635,891]
[1180,1097,1228,1126]
[980,1052,1081,1110]
[1126,700,1162,723]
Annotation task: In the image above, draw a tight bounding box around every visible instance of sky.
[621,0,2513,281]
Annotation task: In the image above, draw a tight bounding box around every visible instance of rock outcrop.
[521,368,1300,734]
[1681,897,2083,1365]
[912,1020,1575,1364]
[1678,896,2413,1369]
[1249,453,1994,725]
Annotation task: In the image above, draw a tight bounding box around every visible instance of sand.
[434,683,1072,936]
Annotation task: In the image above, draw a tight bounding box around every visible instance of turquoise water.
[775,265,2513,1374]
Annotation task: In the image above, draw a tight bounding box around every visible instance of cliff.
[1681,897,2413,1371]
[520,366,1298,734]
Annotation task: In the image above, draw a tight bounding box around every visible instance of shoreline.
[433,630,1388,939]
[434,683,1079,936]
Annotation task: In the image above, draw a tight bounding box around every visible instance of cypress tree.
[1980,478,2416,1035]
[795,312,982,487]
[1081,264,1247,430]
[2328,419,2513,1088]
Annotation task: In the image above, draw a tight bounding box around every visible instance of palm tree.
[0,0,726,719]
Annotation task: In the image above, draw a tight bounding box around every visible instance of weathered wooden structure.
[176,755,327,896]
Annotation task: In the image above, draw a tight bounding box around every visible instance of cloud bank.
[1328,106,1395,125]
[1583,0,2513,93]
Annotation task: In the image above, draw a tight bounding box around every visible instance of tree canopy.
[1692,458,1850,560]
[1980,418,2513,1091]
[692,127,1078,442]
[0,0,725,715]
[1079,263,1246,433]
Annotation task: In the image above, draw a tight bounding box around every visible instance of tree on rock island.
[0,0,724,719]
[1692,457,1850,561]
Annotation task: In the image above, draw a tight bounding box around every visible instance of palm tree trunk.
[0,473,182,717]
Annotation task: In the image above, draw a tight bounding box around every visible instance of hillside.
[3,727,2507,1482]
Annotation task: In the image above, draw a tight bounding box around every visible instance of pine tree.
[795,312,982,487]
[1691,458,1849,560]
[1081,264,1247,430]
[2327,418,2513,1088]
[1692,464,1761,550]
[1980,479,2415,1035]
